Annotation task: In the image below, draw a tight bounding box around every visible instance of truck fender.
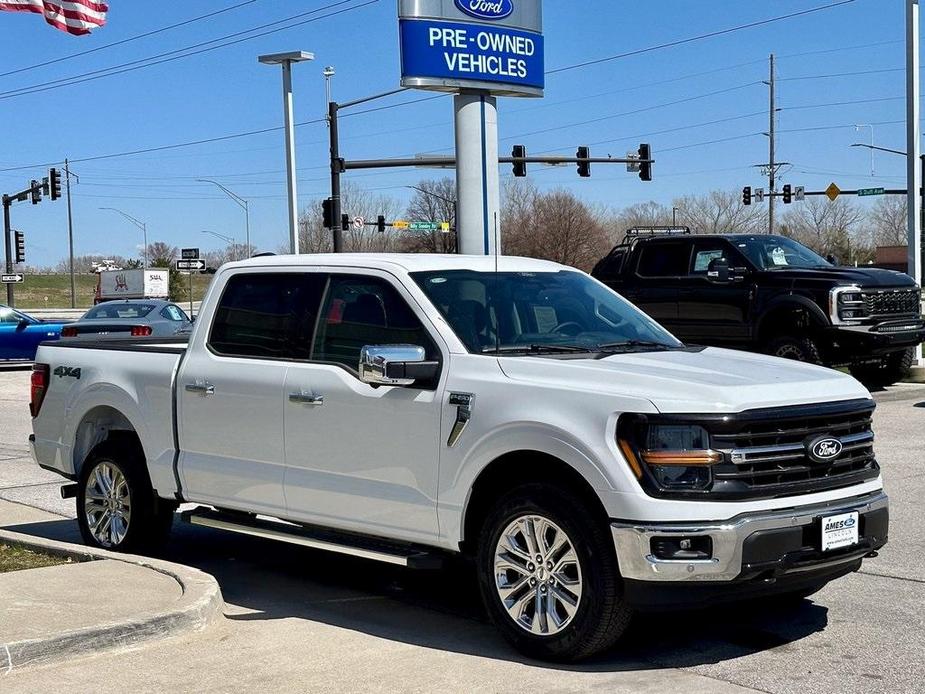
[757,295,829,335]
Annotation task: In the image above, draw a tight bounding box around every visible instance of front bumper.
[823,320,925,357]
[611,490,888,585]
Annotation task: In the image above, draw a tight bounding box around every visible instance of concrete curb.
[901,366,925,384]
[0,528,224,673]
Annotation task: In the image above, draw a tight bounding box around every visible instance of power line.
[546,0,857,76]
[782,96,904,112]
[778,67,904,81]
[0,0,260,79]
[0,0,374,101]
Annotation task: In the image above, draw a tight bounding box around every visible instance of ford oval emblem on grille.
[807,436,842,462]
[455,0,514,21]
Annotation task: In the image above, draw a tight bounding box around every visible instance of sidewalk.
[0,499,223,674]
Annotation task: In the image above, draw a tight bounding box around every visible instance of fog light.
[651,536,713,560]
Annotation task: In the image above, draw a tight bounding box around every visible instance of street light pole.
[907,0,923,366]
[259,51,314,255]
[201,230,236,261]
[197,179,250,255]
[855,124,875,176]
[99,207,147,268]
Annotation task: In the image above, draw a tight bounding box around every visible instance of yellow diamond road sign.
[825,182,841,202]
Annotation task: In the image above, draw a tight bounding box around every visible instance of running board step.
[180,506,443,570]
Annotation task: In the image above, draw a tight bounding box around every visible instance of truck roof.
[223,253,570,274]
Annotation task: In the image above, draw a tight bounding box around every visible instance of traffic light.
[14,231,24,264]
[49,168,62,201]
[322,198,334,229]
[377,215,386,233]
[30,180,42,205]
[742,186,752,206]
[576,146,591,177]
[637,143,652,181]
[782,184,792,204]
[341,214,350,232]
[512,144,527,177]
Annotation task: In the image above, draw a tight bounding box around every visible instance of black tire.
[766,334,822,364]
[849,348,914,388]
[475,483,632,662]
[76,438,174,553]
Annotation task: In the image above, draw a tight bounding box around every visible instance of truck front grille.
[707,399,879,498]
[862,288,921,317]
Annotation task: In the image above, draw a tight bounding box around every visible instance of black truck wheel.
[767,335,822,364]
[77,439,174,553]
[476,483,632,662]
[849,348,914,388]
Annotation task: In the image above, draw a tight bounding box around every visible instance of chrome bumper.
[611,490,888,582]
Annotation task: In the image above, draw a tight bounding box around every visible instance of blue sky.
[0,0,912,265]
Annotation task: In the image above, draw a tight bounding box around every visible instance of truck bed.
[43,335,189,354]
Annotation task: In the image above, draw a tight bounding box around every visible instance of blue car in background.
[0,305,63,362]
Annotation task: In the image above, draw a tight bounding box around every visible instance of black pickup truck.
[592,229,924,386]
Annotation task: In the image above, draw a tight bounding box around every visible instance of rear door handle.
[289,392,324,406]
[185,381,215,396]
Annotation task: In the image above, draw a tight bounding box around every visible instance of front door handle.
[185,382,215,396]
[289,392,324,406]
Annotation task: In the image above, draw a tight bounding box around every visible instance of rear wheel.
[766,334,822,364]
[849,348,914,387]
[77,440,174,553]
[476,484,632,662]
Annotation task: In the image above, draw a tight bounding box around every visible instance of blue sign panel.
[400,18,544,95]
[454,0,513,21]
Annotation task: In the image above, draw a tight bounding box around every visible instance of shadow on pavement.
[5,516,830,672]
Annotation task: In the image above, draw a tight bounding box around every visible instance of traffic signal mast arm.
[341,153,654,170]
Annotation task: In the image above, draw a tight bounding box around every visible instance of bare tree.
[295,181,403,254]
[400,178,457,253]
[611,201,674,238]
[146,241,178,265]
[779,197,867,262]
[869,196,908,247]
[673,190,765,234]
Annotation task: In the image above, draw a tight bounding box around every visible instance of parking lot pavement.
[0,367,923,693]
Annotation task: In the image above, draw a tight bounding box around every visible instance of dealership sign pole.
[399,0,544,255]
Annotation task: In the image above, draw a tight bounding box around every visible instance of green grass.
[10,273,215,310]
[0,543,68,573]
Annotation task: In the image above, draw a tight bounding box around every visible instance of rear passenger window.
[209,273,326,360]
[313,275,437,371]
[636,243,690,277]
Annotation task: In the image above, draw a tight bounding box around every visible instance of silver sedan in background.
[61,300,192,339]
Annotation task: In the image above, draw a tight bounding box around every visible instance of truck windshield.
[735,235,832,270]
[411,270,681,354]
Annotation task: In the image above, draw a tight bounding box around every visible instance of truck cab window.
[313,275,437,371]
[209,273,326,360]
[636,242,690,277]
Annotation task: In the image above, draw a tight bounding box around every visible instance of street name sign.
[176,259,206,271]
[409,221,442,231]
[1,273,24,284]
[181,247,200,260]
[826,182,841,201]
[399,0,544,97]
[857,187,885,197]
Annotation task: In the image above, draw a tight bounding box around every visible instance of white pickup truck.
[29,254,888,661]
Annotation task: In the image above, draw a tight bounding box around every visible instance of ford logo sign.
[807,436,843,463]
[455,0,514,21]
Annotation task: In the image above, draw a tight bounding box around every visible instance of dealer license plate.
[821,511,859,552]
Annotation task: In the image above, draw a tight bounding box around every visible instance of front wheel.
[849,348,914,387]
[77,440,174,553]
[476,484,632,662]
[766,334,822,364]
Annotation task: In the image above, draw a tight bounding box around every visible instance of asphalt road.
[1,364,923,693]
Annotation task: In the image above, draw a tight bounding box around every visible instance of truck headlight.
[618,421,720,491]
[830,285,867,324]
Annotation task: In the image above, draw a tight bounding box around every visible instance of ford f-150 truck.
[29,254,888,661]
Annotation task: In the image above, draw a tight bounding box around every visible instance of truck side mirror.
[706,257,731,283]
[359,345,438,387]
[17,319,30,331]
[826,254,838,265]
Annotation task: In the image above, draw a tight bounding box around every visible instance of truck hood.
[498,347,870,413]
[763,265,916,288]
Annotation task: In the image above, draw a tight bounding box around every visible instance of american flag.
[0,0,108,36]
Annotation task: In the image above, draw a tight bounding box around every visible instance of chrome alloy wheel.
[84,461,131,548]
[493,514,583,636]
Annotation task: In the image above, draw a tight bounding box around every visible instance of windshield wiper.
[595,340,675,355]
[483,344,597,355]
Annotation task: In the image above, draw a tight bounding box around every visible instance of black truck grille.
[708,399,878,499]
[862,288,921,317]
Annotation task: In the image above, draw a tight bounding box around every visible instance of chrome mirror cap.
[359,344,426,386]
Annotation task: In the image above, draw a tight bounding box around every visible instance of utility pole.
[329,100,343,253]
[768,53,776,235]
[64,159,77,308]
[3,196,12,306]
[907,0,922,365]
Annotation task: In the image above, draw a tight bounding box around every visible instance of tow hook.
[865,550,879,559]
